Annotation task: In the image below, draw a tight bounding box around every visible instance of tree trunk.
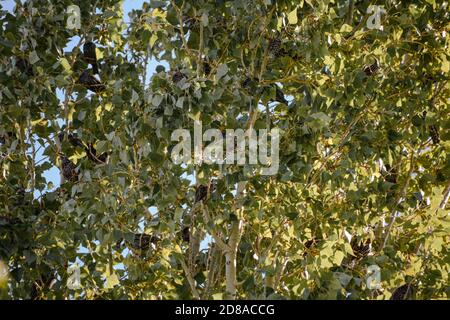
[225,219,243,300]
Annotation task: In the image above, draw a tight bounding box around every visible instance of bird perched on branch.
[114,234,159,251]
[268,37,286,58]
[351,239,371,259]
[172,70,187,83]
[59,154,78,183]
[59,132,108,164]
[83,39,99,74]
[390,284,415,300]
[77,70,105,93]
[203,59,212,76]
[363,59,380,76]
[275,86,288,105]
[266,84,288,105]
[181,226,190,243]
[86,143,108,164]
[194,181,217,204]
[382,164,397,184]
[0,131,16,145]
[428,124,440,145]
[242,76,261,95]
[132,233,159,250]
[58,132,83,148]
[16,57,34,76]
[195,184,209,203]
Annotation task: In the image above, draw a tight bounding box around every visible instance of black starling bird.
[77,70,105,93]
[242,76,261,94]
[195,181,216,204]
[195,184,209,203]
[58,132,84,149]
[268,38,282,57]
[363,59,380,76]
[303,238,320,257]
[351,239,371,259]
[266,85,288,105]
[182,226,190,243]
[383,164,397,184]
[203,59,211,76]
[172,70,187,83]
[132,233,159,250]
[390,284,415,300]
[86,143,108,164]
[429,125,440,145]
[242,77,252,88]
[59,154,78,183]
[16,58,34,76]
[30,272,55,300]
[59,133,107,164]
[0,131,15,145]
[275,86,288,104]
[83,41,99,74]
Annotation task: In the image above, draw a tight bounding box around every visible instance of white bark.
[225,219,243,299]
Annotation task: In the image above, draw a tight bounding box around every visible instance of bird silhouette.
[429,124,440,145]
[390,284,415,300]
[275,86,288,104]
[83,40,99,74]
[172,70,187,83]
[351,239,371,259]
[182,226,190,243]
[77,70,105,93]
[59,132,108,164]
[363,59,380,76]
[132,233,159,250]
[59,154,79,183]
[16,58,34,76]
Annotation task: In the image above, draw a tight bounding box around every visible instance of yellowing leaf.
[105,272,119,289]
[288,8,298,25]
[60,58,71,71]
[339,24,353,33]
[333,250,345,266]
[150,34,158,47]
[95,47,103,60]
[441,56,449,73]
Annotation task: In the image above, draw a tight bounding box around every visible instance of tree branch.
[202,204,230,252]
[382,152,415,249]
[180,258,201,299]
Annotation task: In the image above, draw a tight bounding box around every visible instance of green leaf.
[216,63,228,80]
[29,51,40,64]
[152,94,164,107]
[201,13,209,27]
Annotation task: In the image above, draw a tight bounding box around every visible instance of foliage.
[0,0,449,300]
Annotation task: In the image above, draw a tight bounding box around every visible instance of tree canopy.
[0,0,449,300]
